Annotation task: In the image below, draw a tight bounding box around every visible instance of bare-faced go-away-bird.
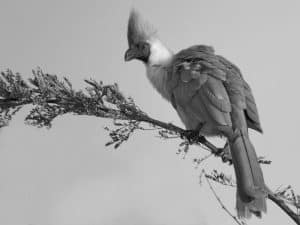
[124,9,267,219]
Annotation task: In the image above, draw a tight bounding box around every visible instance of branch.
[0,69,226,159]
[268,190,300,224]
[204,169,300,224]
[201,169,246,225]
[0,69,299,224]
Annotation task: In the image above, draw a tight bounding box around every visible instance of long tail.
[228,130,267,218]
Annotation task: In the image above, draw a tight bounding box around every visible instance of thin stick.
[203,169,245,225]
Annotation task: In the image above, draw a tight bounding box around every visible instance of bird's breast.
[146,65,170,101]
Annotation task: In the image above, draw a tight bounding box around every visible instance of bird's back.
[169,45,263,133]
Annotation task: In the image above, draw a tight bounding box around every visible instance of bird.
[124,9,267,219]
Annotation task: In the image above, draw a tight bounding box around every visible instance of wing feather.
[198,87,232,126]
[202,77,232,113]
[168,45,262,133]
[217,54,263,132]
[243,82,263,132]
[170,47,233,129]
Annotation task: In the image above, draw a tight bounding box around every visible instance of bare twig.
[201,169,246,225]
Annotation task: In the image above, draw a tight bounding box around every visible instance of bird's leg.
[216,141,232,164]
[184,130,200,143]
[183,122,206,143]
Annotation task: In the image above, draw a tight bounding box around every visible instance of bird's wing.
[166,45,233,129]
[167,46,266,217]
[243,82,263,132]
[217,55,263,133]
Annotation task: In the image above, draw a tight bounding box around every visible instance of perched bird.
[124,9,267,219]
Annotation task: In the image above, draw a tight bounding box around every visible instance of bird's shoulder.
[167,45,228,86]
[165,45,263,132]
[165,45,232,112]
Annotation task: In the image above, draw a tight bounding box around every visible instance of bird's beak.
[124,48,138,61]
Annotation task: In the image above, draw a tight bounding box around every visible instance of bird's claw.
[183,130,200,143]
[216,142,232,164]
[182,123,206,143]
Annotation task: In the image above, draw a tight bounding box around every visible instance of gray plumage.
[125,10,267,219]
[166,45,266,218]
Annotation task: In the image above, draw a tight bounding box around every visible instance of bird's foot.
[182,123,206,143]
[216,142,232,164]
[183,130,201,143]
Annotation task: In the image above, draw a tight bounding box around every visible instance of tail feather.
[229,130,267,218]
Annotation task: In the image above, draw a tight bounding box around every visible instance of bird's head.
[124,9,157,63]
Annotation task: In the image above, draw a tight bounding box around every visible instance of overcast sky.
[1,0,300,225]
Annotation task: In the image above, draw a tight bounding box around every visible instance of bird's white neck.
[145,39,173,100]
[147,39,173,66]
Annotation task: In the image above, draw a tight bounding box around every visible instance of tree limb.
[268,192,300,224]
[0,69,299,224]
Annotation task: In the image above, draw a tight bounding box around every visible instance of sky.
[1,0,300,225]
